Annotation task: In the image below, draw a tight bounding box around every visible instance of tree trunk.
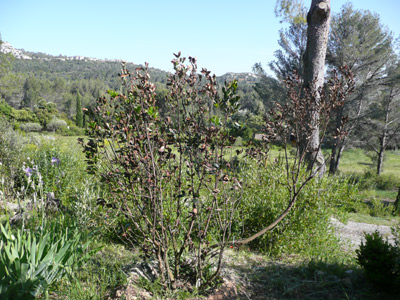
[329,142,338,175]
[329,105,343,175]
[377,145,384,175]
[302,0,331,177]
[377,129,387,175]
[394,186,400,213]
[377,92,391,175]
[329,140,346,175]
[335,143,345,172]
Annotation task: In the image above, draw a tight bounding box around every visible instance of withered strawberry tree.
[81,53,242,291]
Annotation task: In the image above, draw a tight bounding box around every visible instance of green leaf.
[37,233,49,263]
[107,90,119,98]
[30,237,37,267]
[0,224,10,240]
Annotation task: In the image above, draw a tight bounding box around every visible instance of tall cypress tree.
[75,92,83,128]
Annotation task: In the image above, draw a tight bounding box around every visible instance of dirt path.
[330,217,396,251]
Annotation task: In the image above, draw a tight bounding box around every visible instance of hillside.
[0,41,259,114]
[1,41,258,86]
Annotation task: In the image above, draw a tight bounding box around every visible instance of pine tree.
[268,21,307,80]
[75,92,83,128]
[21,77,41,109]
[327,3,394,174]
[360,62,400,174]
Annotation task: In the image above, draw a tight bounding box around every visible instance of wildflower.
[51,157,61,166]
[24,167,33,177]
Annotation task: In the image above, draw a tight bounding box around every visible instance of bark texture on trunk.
[377,88,392,175]
[377,112,389,175]
[302,0,331,176]
[329,105,344,175]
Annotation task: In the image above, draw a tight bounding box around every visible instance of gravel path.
[331,217,396,251]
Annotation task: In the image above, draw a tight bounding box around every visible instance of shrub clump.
[356,230,400,290]
[81,55,242,292]
[20,122,42,132]
[46,118,67,132]
[234,157,359,259]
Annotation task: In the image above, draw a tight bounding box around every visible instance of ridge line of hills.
[0,41,259,82]
[0,40,261,140]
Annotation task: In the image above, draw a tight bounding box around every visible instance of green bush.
[351,170,377,190]
[0,99,13,119]
[20,122,42,132]
[13,108,36,123]
[56,124,85,136]
[376,174,400,191]
[0,216,92,299]
[46,118,67,132]
[234,157,359,259]
[350,171,400,191]
[356,231,400,290]
[13,121,20,130]
[0,118,26,181]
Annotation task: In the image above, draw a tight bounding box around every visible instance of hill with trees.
[0,41,260,137]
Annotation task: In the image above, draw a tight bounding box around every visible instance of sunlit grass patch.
[348,212,400,226]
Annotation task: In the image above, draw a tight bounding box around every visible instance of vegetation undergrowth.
[0,214,94,300]
[356,228,400,292]
[234,156,359,261]
[52,243,136,300]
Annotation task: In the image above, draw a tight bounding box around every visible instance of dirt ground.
[330,217,396,250]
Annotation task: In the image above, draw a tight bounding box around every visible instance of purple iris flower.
[51,157,61,166]
[24,167,33,177]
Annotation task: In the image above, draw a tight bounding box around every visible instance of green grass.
[27,132,85,151]
[338,148,400,177]
[51,243,136,299]
[348,212,400,226]
[374,189,398,200]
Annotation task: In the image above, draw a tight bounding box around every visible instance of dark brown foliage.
[81,54,242,292]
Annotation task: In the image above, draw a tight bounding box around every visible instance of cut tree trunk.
[302,0,331,177]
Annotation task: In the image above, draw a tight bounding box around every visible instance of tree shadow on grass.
[359,162,374,167]
[219,251,397,300]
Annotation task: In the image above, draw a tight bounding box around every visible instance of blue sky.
[1,0,399,75]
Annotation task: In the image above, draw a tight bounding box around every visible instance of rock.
[128,261,159,282]
[341,277,353,289]
[327,275,339,282]
[0,202,19,211]
[0,41,32,59]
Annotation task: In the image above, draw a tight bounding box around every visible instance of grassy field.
[35,134,400,177]
[338,148,400,176]
[27,132,85,150]
[347,212,399,226]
